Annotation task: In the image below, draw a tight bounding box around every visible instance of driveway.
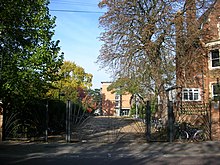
[1,141,220,165]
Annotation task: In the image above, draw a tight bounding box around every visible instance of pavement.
[1,140,220,157]
[1,140,220,164]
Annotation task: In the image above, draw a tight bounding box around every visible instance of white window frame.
[210,49,220,68]
[182,88,201,101]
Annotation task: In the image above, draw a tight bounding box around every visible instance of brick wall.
[176,0,220,140]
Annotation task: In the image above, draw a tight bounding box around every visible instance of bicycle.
[152,118,163,132]
[174,122,205,142]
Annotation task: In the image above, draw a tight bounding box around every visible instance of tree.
[98,0,176,101]
[0,0,64,101]
[47,61,93,103]
[81,88,102,114]
[0,0,64,140]
[97,0,216,103]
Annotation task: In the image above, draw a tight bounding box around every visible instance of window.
[115,95,120,100]
[120,109,129,116]
[115,101,119,107]
[211,49,220,67]
[212,84,220,100]
[182,88,200,101]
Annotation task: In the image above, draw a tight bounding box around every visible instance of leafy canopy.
[0,0,64,103]
[47,61,93,103]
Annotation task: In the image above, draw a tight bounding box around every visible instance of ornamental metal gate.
[145,101,169,142]
[57,101,212,143]
[2,99,146,143]
[175,102,212,141]
[66,100,146,143]
[72,116,146,143]
[2,99,210,143]
[144,101,212,142]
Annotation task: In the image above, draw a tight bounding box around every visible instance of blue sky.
[49,0,110,89]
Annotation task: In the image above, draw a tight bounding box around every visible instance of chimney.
[185,0,197,36]
[175,11,184,57]
[175,11,184,86]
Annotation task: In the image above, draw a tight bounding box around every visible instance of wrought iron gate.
[145,101,169,142]
[144,101,212,142]
[71,116,146,143]
[64,100,146,143]
[175,102,212,141]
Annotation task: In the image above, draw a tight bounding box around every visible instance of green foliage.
[150,99,157,114]
[47,61,93,103]
[130,103,146,119]
[107,77,140,95]
[130,100,158,119]
[4,99,91,139]
[0,0,64,104]
[129,104,136,117]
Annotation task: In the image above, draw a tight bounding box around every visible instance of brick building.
[101,82,132,116]
[175,0,220,139]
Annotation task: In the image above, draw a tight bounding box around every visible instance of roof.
[101,81,112,84]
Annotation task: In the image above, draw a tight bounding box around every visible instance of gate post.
[145,101,151,142]
[66,100,72,143]
[45,100,49,142]
[167,101,174,142]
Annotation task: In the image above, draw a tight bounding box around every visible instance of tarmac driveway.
[1,141,220,165]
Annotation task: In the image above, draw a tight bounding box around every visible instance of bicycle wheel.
[193,130,205,142]
[179,131,188,142]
